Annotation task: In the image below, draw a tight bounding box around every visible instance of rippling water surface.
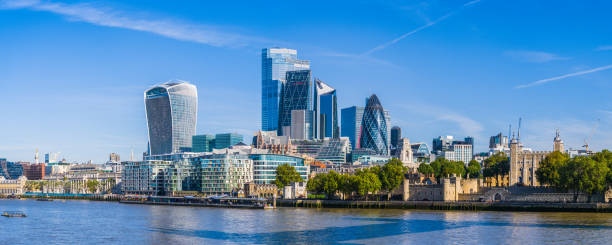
[1,199,611,244]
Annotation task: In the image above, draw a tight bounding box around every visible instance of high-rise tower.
[261,48,310,132]
[313,79,338,139]
[145,81,198,155]
[278,70,312,136]
[359,94,390,155]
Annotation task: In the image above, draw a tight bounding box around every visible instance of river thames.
[1,199,611,244]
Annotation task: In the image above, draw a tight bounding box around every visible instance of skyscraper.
[359,94,390,155]
[145,81,198,155]
[278,70,312,136]
[390,126,401,155]
[261,48,310,132]
[290,110,315,140]
[214,133,244,149]
[313,79,338,139]
[340,106,364,149]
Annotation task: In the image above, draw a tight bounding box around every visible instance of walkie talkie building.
[145,81,198,155]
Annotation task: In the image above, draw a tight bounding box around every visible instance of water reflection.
[1,200,611,245]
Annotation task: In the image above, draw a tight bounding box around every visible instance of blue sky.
[1,0,611,163]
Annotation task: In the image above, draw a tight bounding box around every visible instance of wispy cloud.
[596,45,612,51]
[398,103,484,137]
[516,64,612,89]
[362,0,482,55]
[504,50,569,63]
[0,0,274,48]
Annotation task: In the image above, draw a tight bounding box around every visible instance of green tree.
[86,179,99,194]
[418,163,434,175]
[356,172,381,200]
[338,174,359,200]
[429,158,444,178]
[483,152,509,186]
[275,164,303,189]
[561,156,609,202]
[306,173,325,195]
[322,170,340,199]
[440,160,465,178]
[380,159,407,200]
[467,160,481,178]
[535,151,568,187]
[591,150,612,186]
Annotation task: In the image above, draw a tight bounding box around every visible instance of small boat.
[36,198,53,201]
[2,211,27,218]
[263,204,275,209]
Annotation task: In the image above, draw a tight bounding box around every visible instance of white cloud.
[397,103,484,137]
[0,0,273,48]
[362,0,482,55]
[516,64,612,89]
[520,117,611,152]
[504,50,569,63]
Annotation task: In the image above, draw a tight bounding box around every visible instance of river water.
[1,199,611,244]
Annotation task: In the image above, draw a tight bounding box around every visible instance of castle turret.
[553,129,564,152]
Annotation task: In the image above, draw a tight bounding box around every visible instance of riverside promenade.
[278,199,612,212]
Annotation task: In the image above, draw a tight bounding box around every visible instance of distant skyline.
[1,0,611,163]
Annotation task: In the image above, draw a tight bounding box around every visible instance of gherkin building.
[359,94,389,155]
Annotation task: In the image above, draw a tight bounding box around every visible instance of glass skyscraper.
[313,79,338,139]
[359,94,390,155]
[145,81,198,155]
[214,133,244,149]
[340,106,364,149]
[261,48,310,132]
[278,70,312,136]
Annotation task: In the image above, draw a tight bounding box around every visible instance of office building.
[261,48,310,132]
[411,143,431,163]
[0,176,27,195]
[433,136,474,164]
[145,81,198,155]
[290,110,314,140]
[390,126,402,155]
[250,154,308,184]
[359,94,390,155]
[195,153,254,195]
[340,106,365,149]
[314,137,352,165]
[109,153,120,163]
[192,134,215,153]
[278,70,312,136]
[214,133,243,149]
[313,79,338,139]
[22,163,45,180]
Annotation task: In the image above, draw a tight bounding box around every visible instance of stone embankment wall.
[279,199,612,212]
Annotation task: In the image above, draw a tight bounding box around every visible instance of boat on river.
[36,198,54,201]
[2,211,27,217]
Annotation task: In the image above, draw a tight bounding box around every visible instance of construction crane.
[583,119,600,152]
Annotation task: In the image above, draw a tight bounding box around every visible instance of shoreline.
[4,196,612,212]
[278,199,612,212]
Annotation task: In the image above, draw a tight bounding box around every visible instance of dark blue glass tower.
[278,70,312,136]
[261,48,310,132]
[313,79,338,139]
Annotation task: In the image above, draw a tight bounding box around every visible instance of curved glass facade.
[278,70,311,136]
[359,94,390,155]
[313,79,338,139]
[145,82,197,155]
[261,48,310,132]
[249,154,308,184]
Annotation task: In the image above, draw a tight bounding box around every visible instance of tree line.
[417,158,482,179]
[305,159,407,200]
[536,150,611,201]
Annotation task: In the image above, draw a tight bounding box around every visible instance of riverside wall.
[278,199,612,212]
